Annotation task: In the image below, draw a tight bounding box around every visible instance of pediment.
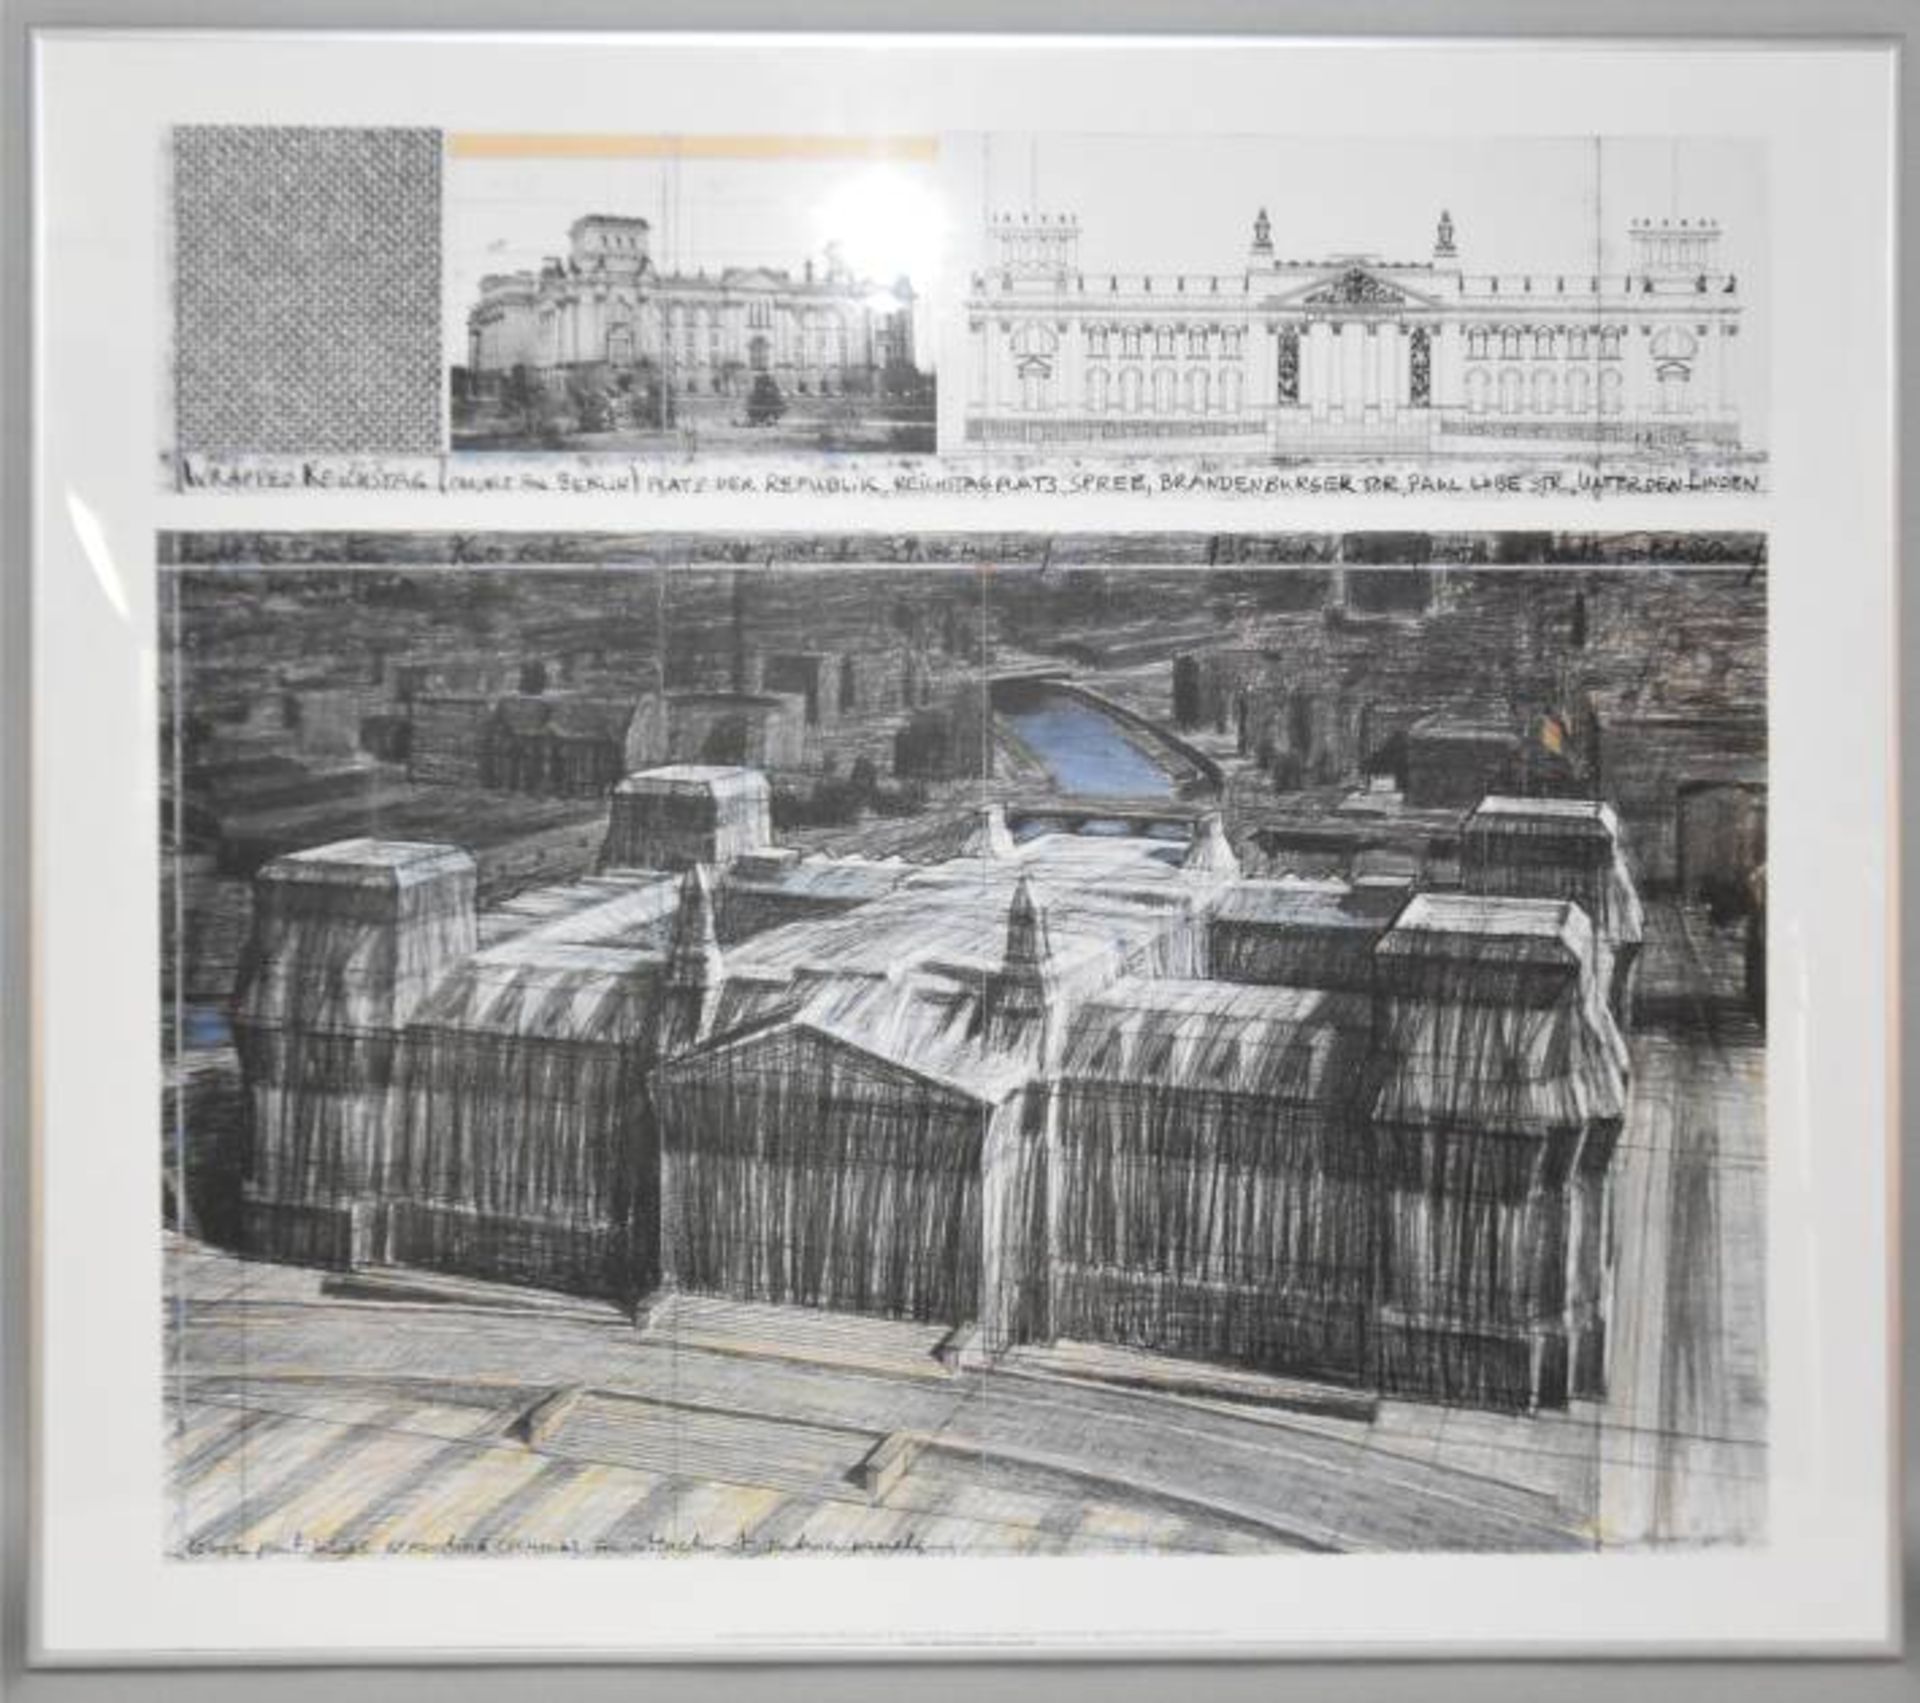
[1267,265,1442,313]
[666,1016,990,1105]
[720,268,794,292]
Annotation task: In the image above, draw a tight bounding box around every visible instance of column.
[1432,320,1458,412]
[970,318,987,422]
[1253,321,1279,421]
[1633,320,1658,424]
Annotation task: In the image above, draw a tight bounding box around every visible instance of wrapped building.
[231,766,1639,1412]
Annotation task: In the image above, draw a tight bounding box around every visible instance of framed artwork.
[21,23,1900,1671]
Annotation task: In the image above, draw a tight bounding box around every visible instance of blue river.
[1000,696,1176,798]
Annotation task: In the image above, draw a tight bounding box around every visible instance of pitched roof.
[659,975,1032,1106]
[409,944,661,1044]
[417,871,680,1041]
[1210,877,1402,932]
[1061,979,1370,1103]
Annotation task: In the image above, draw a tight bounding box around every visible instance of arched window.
[1221,368,1243,414]
[1152,367,1177,413]
[1187,327,1208,358]
[1565,366,1592,414]
[1534,329,1554,359]
[1085,367,1109,412]
[1500,327,1522,360]
[1599,367,1623,414]
[748,335,770,372]
[1599,328,1622,360]
[1119,367,1143,413]
[1650,326,1699,363]
[1566,327,1590,360]
[1531,369,1556,412]
[1187,369,1210,413]
[1498,368,1524,413]
[1013,322,1059,361]
[1087,325,1110,357]
[1154,327,1175,359]
[1465,366,1491,414]
[1467,327,1490,359]
[1121,327,1143,359]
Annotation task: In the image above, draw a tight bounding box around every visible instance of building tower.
[567,213,653,272]
[602,765,772,871]
[1629,217,1722,278]
[662,863,725,1054]
[984,874,1061,1051]
[988,212,1081,282]
[232,839,478,1269]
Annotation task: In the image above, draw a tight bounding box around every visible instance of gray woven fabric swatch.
[174,127,443,456]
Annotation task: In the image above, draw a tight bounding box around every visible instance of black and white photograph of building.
[448,140,941,456]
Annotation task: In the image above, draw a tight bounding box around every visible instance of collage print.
[160,125,1769,1562]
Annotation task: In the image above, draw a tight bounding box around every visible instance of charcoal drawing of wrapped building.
[233,763,1639,1414]
[167,537,1763,1555]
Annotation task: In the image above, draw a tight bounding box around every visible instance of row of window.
[1018,321,1637,363]
[1458,364,1703,415]
[543,299,862,336]
[564,317,852,365]
[1016,365,1248,415]
[1084,325,1248,360]
[643,371,852,396]
[673,325,851,362]
[1464,326,1624,360]
[1014,359,1697,417]
[1465,365,1619,415]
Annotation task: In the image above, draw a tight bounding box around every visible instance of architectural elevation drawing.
[162,531,1766,1558]
[958,136,1765,477]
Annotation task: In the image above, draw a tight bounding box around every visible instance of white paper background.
[30,31,1898,1661]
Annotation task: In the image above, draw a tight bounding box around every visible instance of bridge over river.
[988,674,1222,802]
